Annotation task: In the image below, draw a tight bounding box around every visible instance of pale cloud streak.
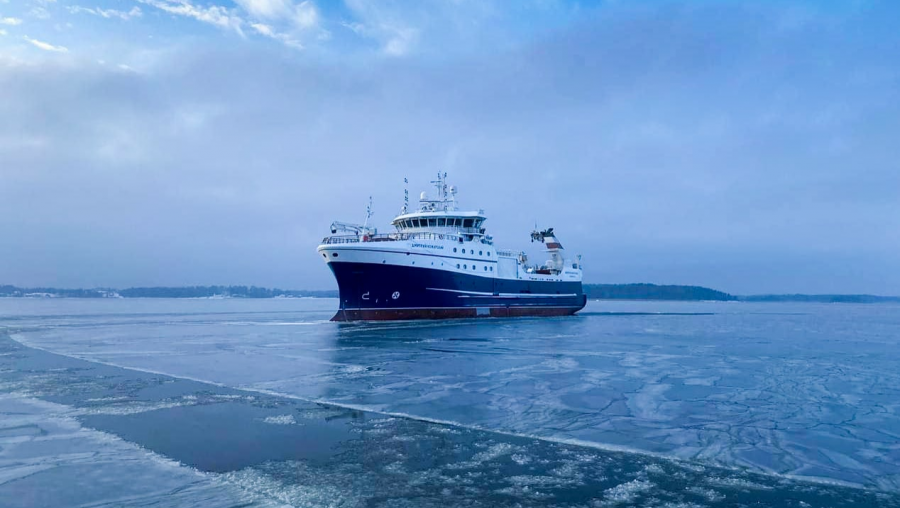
[23,35,68,52]
[233,0,292,20]
[139,0,244,34]
[341,0,420,56]
[251,22,302,50]
[234,0,318,29]
[0,16,22,25]
[68,6,143,21]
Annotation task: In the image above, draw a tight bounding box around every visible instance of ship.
[317,173,587,321]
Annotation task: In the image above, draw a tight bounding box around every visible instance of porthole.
[464,264,467,269]
[473,265,476,270]
[322,253,326,258]
[487,252,491,257]
[461,249,466,254]
[479,251,483,255]
[484,266,487,271]
[332,253,338,257]
[457,264,460,269]
[490,267,493,271]
[453,247,457,253]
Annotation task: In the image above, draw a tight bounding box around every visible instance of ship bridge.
[390,173,490,242]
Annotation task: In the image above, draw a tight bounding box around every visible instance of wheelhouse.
[391,213,486,233]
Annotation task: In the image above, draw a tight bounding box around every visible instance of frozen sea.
[1,298,899,507]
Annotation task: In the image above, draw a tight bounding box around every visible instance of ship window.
[453,247,457,252]
[428,219,436,227]
[473,265,476,270]
[437,218,446,226]
[457,264,460,269]
[332,253,338,257]
[572,263,578,269]
[487,252,491,257]
[461,249,466,254]
[450,218,459,227]
[463,218,474,228]
[490,267,493,271]
[463,264,467,269]
[415,219,423,227]
[484,266,487,271]
[405,220,411,228]
[479,250,482,255]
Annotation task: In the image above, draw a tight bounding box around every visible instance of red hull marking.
[331,306,583,322]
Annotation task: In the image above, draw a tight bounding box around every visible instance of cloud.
[235,0,318,30]
[1,2,899,292]
[251,22,302,49]
[68,6,143,21]
[0,29,5,36]
[0,16,22,25]
[233,0,292,20]
[292,0,317,29]
[23,35,68,52]
[139,0,243,34]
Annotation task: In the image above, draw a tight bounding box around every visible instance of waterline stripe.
[426,287,578,298]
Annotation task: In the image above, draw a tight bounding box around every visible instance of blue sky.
[1,0,899,294]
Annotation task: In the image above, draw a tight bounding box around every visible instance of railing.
[495,249,522,258]
[321,231,493,245]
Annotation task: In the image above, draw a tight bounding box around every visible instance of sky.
[1,0,899,294]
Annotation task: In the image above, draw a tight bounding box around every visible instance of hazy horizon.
[2,1,899,294]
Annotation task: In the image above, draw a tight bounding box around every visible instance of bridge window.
[428,219,436,227]
[438,218,446,226]
[463,218,474,228]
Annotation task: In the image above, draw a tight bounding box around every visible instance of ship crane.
[329,221,376,235]
[330,197,377,236]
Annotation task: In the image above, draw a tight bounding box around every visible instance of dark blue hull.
[327,262,587,321]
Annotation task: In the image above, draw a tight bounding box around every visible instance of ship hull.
[327,261,587,322]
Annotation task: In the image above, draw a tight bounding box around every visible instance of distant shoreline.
[2,284,898,303]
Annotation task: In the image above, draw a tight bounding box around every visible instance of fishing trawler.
[317,174,587,321]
